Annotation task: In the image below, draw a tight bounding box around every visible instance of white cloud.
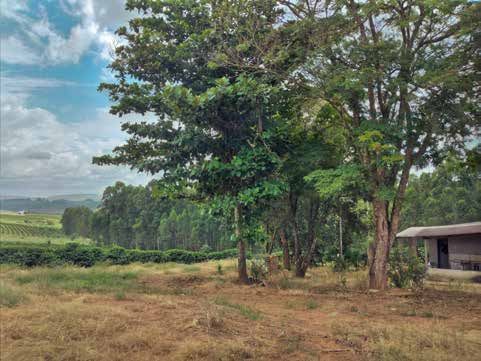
[0,36,41,65]
[1,0,133,65]
[0,75,151,197]
[0,0,30,24]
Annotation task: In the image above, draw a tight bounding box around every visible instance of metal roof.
[396,222,481,238]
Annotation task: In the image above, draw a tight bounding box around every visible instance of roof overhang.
[396,222,481,238]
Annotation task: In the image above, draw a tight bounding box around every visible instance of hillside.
[0,197,99,214]
[47,194,101,202]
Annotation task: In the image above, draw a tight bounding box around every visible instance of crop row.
[0,222,64,238]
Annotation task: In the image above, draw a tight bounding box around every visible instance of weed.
[400,309,417,317]
[306,298,318,310]
[214,296,262,321]
[194,306,225,333]
[216,263,223,275]
[421,311,434,318]
[285,300,297,309]
[281,334,303,353]
[115,291,126,300]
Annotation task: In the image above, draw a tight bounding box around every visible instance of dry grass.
[1,260,480,361]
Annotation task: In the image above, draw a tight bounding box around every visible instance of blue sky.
[1,0,150,197]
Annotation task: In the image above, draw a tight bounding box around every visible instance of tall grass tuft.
[0,281,28,307]
[214,296,262,321]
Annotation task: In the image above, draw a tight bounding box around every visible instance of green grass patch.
[14,266,139,293]
[0,212,61,228]
[182,265,201,273]
[0,281,28,307]
[306,298,318,310]
[214,296,262,321]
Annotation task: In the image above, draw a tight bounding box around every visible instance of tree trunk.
[235,204,249,284]
[295,263,306,277]
[289,193,304,277]
[369,199,390,290]
[279,228,291,270]
[266,228,276,254]
[292,215,306,277]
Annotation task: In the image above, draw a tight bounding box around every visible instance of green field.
[0,212,61,228]
[0,212,90,245]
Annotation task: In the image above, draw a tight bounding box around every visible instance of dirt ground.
[1,260,480,361]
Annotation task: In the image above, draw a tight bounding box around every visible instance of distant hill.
[47,194,101,202]
[0,196,100,214]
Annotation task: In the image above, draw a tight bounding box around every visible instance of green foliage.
[388,245,426,289]
[56,243,102,267]
[248,256,268,283]
[331,256,349,273]
[92,2,293,278]
[0,243,239,267]
[305,165,365,200]
[106,247,131,265]
[402,157,481,228]
[61,207,93,237]
[89,181,232,251]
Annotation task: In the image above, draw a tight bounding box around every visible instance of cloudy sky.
[1,0,151,197]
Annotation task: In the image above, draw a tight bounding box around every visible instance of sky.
[0,0,151,197]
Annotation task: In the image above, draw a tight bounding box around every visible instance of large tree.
[282,0,480,288]
[93,0,286,283]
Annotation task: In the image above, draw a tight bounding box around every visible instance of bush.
[388,244,426,289]
[331,255,349,272]
[0,242,238,267]
[56,243,105,267]
[106,247,131,265]
[0,244,58,267]
[248,256,268,283]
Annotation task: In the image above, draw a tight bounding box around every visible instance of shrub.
[0,244,58,267]
[388,244,426,289]
[199,243,212,253]
[0,243,238,267]
[106,247,130,265]
[248,256,268,283]
[56,243,105,267]
[331,255,348,272]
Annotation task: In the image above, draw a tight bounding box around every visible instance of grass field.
[0,212,90,245]
[1,261,480,361]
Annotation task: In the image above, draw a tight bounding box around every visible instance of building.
[396,222,481,271]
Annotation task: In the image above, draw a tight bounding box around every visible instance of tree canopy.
[94,0,480,288]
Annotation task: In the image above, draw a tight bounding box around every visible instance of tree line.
[62,157,480,264]
[90,0,479,288]
[61,181,233,251]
